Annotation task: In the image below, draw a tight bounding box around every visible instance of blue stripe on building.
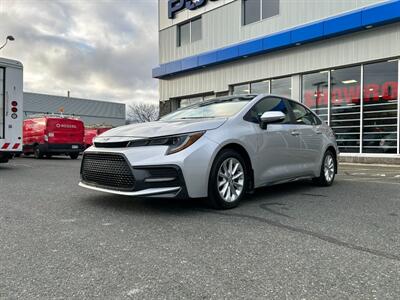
[152,0,400,79]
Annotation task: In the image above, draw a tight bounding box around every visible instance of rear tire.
[313,150,336,186]
[34,146,43,159]
[208,149,247,209]
[69,153,79,159]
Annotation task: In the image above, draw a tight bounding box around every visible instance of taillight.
[11,100,18,119]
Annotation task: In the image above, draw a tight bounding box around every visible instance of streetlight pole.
[0,36,15,51]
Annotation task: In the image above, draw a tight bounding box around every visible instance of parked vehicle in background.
[80,94,338,209]
[0,58,23,163]
[84,126,112,149]
[23,115,84,159]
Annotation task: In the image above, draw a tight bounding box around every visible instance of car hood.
[98,118,227,140]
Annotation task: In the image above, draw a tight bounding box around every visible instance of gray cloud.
[0,0,159,104]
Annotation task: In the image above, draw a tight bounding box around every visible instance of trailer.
[0,58,23,163]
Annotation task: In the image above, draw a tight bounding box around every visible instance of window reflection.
[330,66,361,153]
[232,84,250,95]
[301,60,399,154]
[363,61,398,154]
[179,97,203,108]
[251,81,270,94]
[271,77,291,98]
[302,71,329,122]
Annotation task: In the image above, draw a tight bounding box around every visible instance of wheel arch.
[210,142,255,193]
[325,145,338,174]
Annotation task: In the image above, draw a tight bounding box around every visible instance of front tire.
[313,150,336,186]
[208,149,247,209]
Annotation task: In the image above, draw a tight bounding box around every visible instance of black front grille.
[81,153,135,191]
[94,141,129,148]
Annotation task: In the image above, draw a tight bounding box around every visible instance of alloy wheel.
[217,158,245,203]
[324,154,335,183]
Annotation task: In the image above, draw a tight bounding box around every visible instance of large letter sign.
[304,81,398,108]
[168,0,219,19]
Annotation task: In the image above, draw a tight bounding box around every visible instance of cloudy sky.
[0,0,159,105]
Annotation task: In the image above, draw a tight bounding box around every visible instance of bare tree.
[127,103,159,123]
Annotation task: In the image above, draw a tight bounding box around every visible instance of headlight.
[127,131,205,155]
[166,131,205,155]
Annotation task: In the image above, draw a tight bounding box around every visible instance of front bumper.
[80,152,190,198]
[80,135,218,198]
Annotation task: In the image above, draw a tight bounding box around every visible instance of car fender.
[315,142,339,176]
[204,134,258,194]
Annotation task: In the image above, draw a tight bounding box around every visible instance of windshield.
[160,96,255,121]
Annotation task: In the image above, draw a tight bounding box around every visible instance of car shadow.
[84,193,205,217]
[84,179,318,216]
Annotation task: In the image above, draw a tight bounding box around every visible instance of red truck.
[23,116,84,159]
[84,127,112,149]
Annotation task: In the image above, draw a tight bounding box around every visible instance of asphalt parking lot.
[1,157,399,299]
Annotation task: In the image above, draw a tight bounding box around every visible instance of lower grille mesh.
[81,153,135,190]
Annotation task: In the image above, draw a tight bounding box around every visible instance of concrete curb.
[339,156,400,165]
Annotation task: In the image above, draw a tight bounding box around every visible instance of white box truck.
[0,57,23,163]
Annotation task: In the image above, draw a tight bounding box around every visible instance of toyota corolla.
[79,94,338,209]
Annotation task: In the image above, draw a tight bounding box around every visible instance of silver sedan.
[80,94,338,209]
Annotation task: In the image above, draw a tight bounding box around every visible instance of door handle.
[291,131,300,136]
[315,130,322,134]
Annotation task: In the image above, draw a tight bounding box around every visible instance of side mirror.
[259,111,286,129]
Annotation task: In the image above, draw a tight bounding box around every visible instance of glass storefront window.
[232,81,270,95]
[330,66,361,153]
[302,71,329,123]
[232,84,250,95]
[271,77,291,98]
[226,59,399,156]
[179,97,203,108]
[362,61,398,154]
[179,93,216,108]
[250,80,270,94]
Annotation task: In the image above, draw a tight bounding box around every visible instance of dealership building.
[153,0,400,159]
